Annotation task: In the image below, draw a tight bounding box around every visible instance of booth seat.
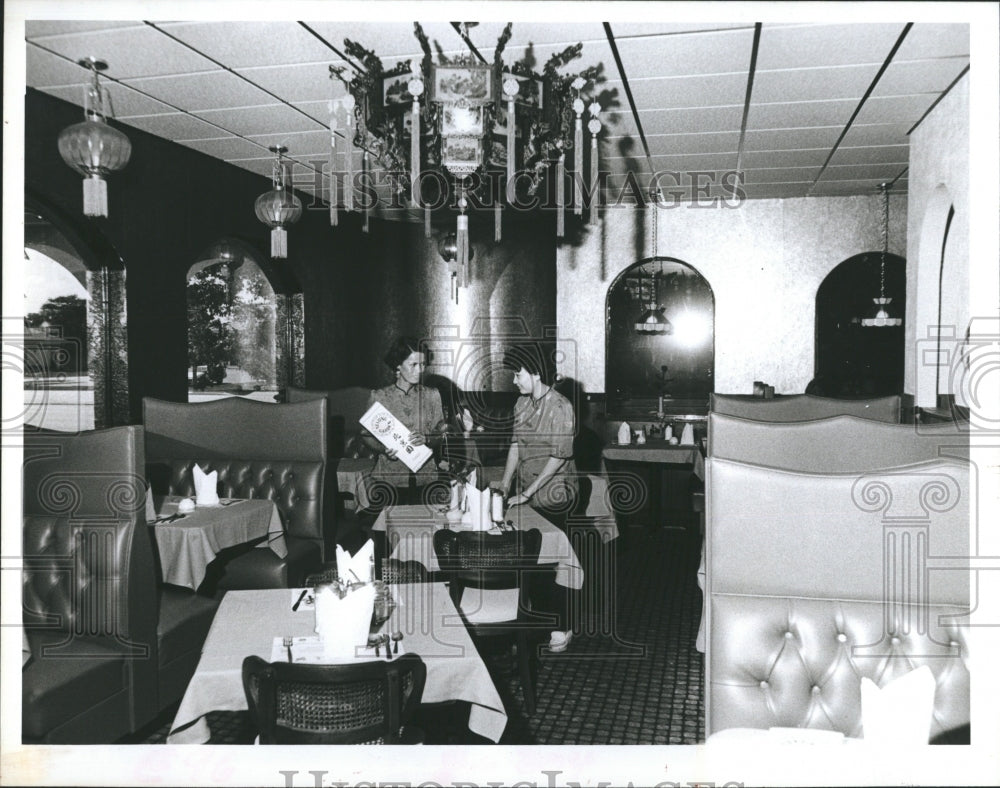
[705,455,971,740]
[286,385,371,460]
[22,425,217,743]
[707,413,966,471]
[709,392,905,423]
[143,397,333,589]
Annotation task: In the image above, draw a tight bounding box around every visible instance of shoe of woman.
[548,630,573,653]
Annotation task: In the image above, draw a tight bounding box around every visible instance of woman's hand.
[408,431,427,447]
[508,492,531,507]
[385,447,399,460]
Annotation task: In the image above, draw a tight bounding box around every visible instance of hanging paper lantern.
[57,58,132,218]
[254,146,302,259]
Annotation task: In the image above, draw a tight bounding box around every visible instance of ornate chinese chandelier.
[57,57,132,218]
[329,23,605,288]
[255,146,303,259]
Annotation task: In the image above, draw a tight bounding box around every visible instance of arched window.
[606,257,715,407]
[186,239,302,402]
[814,252,906,397]
[23,200,129,430]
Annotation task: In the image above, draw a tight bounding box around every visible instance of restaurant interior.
[10,8,999,775]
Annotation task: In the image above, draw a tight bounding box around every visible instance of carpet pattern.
[138,522,705,745]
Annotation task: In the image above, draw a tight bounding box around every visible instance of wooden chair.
[432,528,551,715]
[241,654,426,744]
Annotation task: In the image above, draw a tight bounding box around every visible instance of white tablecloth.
[168,584,507,743]
[373,503,585,590]
[151,497,286,590]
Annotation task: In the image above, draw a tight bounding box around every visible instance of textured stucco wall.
[557,194,906,394]
[905,74,970,406]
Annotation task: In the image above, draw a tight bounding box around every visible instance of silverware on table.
[283,636,293,663]
[291,589,308,611]
[391,631,403,654]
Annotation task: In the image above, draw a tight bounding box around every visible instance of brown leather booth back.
[143,397,328,549]
[710,393,902,423]
[286,385,371,459]
[708,413,966,471]
[22,425,159,738]
[706,456,971,738]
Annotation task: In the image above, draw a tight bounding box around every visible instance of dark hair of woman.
[383,336,431,372]
[502,342,556,385]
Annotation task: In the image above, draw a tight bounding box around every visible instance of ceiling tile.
[742,126,842,151]
[645,131,740,156]
[809,178,892,196]
[619,73,747,110]
[853,93,940,125]
[236,62,340,104]
[26,44,96,88]
[893,23,970,61]
[614,28,756,78]
[821,145,908,165]
[755,23,906,70]
[292,100,337,126]
[836,122,912,148]
[177,137,271,160]
[119,112,226,140]
[747,99,857,130]
[610,23,755,38]
[742,184,812,200]
[26,21,142,38]
[819,162,910,182]
[744,167,820,185]
[648,153,740,171]
[41,81,176,118]
[248,130,332,159]
[741,149,830,168]
[155,21,339,69]
[192,104,324,138]
[303,21,462,60]
[26,26,218,80]
[607,105,744,136]
[753,63,879,103]
[872,57,970,97]
[123,70,277,111]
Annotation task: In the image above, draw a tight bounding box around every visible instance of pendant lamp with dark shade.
[57,58,132,219]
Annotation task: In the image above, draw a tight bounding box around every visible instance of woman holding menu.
[361,336,445,507]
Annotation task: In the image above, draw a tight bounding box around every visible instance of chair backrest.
[708,413,966,472]
[241,654,426,744]
[433,528,544,589]
[709,392,903,423]
[22,425,160,732]
[143,397,333,557]
[705,456,971,739]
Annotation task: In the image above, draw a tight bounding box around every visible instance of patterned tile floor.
[137,521,705,745]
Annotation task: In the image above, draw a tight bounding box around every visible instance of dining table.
[166,583,508,743]
[149,496,287,591]
[373,503,585,591]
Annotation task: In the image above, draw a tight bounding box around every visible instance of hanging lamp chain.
[879,182,889,299]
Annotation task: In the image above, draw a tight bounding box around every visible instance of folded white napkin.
[680,423,695,445]
[448,480,461,511]
[336,539,374,584]
[193,464,220,507]
[144,486,157,522]
[617,421,631,445]
[861,665,936,746]
[461,482,491,531]
[313,583,376,659]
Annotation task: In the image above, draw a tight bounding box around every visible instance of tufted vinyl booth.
[705,455,971,739]
[143,397,331,590]
[22,425,218,743]
[709,392,904,423]
[22,425,158,742]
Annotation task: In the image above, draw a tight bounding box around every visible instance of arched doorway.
[186,238,303,402]
[23,198,129,429]
[606,257,715,408]
[814,252,906,397]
